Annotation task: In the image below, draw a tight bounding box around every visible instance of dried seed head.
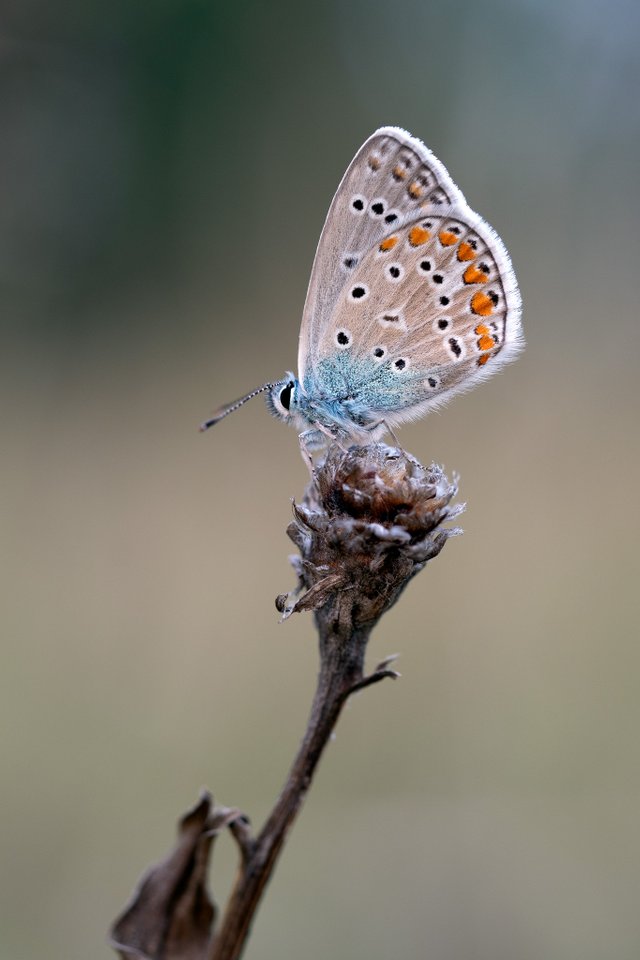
[279,444,463,630]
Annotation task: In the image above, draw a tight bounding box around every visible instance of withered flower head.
[278,444,463,632]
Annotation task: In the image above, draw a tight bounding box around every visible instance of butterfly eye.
[279,382,294,411]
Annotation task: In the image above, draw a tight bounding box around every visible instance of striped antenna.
[199,383,275,431]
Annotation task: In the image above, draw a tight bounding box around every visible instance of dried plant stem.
[109,445,460,960]
[209,613,376,960]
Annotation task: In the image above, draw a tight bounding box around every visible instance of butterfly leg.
[366,419,401,446]
[315,422,350,454]
[298,431,317,476]
[298,428,332,477]
[298,425,351,477]
[366,420,424,468]
[383,420,402,447]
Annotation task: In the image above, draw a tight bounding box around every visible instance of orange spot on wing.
[471,291,494,316]
[379,235,399,252]
[478,334,496,351]
[474,323,490,336]
[463,264,489,284]
[392,164,407,180]
[368,155,381,170]
[457,242,475,261]
[408,226,430,246]
[408,182,423,198]
[477,353,490,366]
[439,231,458,246]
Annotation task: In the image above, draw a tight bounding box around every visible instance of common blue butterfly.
[201,127,523,454]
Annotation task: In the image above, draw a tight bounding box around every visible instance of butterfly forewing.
[298,127,468,379]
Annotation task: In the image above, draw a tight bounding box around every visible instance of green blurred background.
[2,1,639,957]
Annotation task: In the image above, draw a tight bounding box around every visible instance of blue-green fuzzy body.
[267,351,431,443]
[280,352,427,439]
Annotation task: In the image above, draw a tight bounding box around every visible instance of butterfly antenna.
[199,383,275,432]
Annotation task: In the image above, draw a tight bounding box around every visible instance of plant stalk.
[208,615,371,960]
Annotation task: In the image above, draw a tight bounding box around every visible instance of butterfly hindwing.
[298,127,468,380]
[312,205,523,425]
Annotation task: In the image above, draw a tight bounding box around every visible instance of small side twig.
[348,667,401,695]
[226,816,255,867]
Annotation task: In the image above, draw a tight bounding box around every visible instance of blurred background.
[2,1,639,957]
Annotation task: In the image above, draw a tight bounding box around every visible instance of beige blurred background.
[2,1,639,958]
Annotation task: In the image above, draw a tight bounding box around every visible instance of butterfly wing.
[308,205,523,426]
[298,127,467,381]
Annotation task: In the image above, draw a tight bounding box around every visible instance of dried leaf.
[109,792,217,960]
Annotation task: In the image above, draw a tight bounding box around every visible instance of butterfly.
[201,127,523,457]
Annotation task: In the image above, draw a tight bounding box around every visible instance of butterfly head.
[266,373,302,423]
[199,373,306,433]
